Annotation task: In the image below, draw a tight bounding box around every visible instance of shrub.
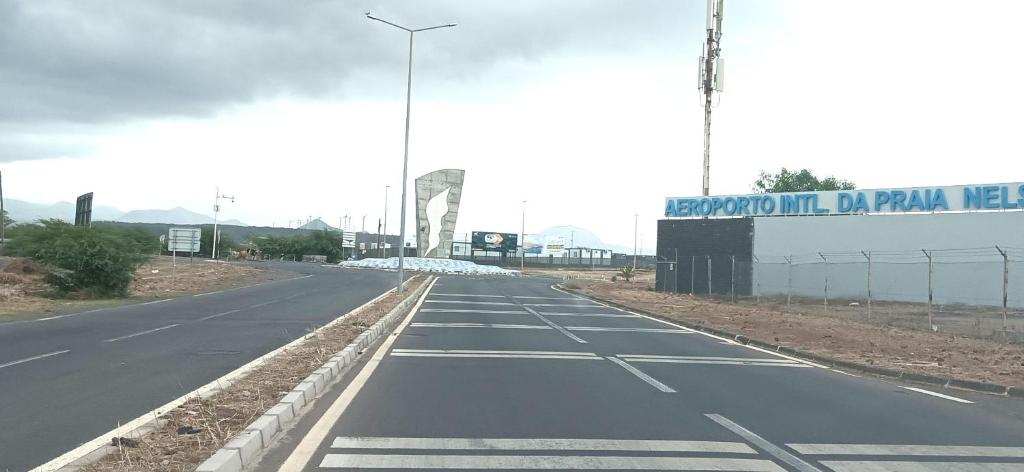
[4,220,155,296]
[618,266,635,282]
[0,273,23,285]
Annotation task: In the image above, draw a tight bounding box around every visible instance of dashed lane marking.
[706,414,824,472]
[198,309,240,321]
[900,386,974,404]
[788,444,1024,457]
[0,350,71,370]
[102,324,180,343]
[619,355,809,367]
[520,306,588,343]
[566,326,693,334]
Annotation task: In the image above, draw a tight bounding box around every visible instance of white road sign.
[168,227,201,253]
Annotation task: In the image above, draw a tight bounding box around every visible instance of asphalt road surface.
[0,263,393,472]
[259,275,1024,472]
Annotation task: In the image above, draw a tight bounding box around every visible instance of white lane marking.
[419,309,528,314]
[832,369,861,377]
[789,444,1024,457]
[424,300,517,306]
[900,386,974,404]
[523,303,603,307]
[331,437,756,453]
[0,350,71,370]
[392,349,598,356]
[283,292,305,300]
[276,278,438,472]
[566,326,693,334]
[550,284,831,370]
[520,306,588,344]
[319,454,785,471]
[192,290,225,297]
[429,293,506,298]
[619,356,808,367]
[605,356,676,393]
[249,300,277,308]
[705,414,824,472]
[140,299,170,306]
[198,309,240,321]
[513,296,583,300]
[102,324,180,343]
[391,353,603,360]
[820,461,1024,472]
[619,355,795,362]
[409,322,551,330]
[540,312,639,318]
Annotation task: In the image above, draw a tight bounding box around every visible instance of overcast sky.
[2,0,1022,250]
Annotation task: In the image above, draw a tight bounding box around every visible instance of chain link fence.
[657,247,1024,342]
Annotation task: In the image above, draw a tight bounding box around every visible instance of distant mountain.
[117,206,247,226]
[3,198,122,223]
[2,199,246,226]
[297,217,340,232]
[529,225,632,254]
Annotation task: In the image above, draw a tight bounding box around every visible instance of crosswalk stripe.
[820,461,1024,472]
[565,326,692,333]
[523,303,603,307]
[419,309,528,314]
[319,454,786,470]
[789,444,1024,457]
[390,352,603,360]
[409,322,550,329]
[391,349,597,356]
[620,355,805,367]
[540,312,639,318]
[330,437,756,453]
[425,300,517,306]
[606,357,676,393]
[512,296,583,300]
[429,293,506,298]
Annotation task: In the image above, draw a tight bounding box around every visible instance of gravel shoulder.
[0,256,289,323]
[568,279,1024,389]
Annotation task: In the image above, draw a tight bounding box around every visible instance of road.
[0,263,393,472]
[259,275,1024,472]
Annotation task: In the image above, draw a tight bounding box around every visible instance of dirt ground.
[80,277,424,472]
[0,256,284,323]
[524,267,656,283]
[568,279,1024,389]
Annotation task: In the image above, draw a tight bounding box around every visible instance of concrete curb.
[195,276,434,472]
[560,285,1021,398]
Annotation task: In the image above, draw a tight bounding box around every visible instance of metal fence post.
[753,255,760,305]
[923,249,933,329]
[819,252,828,313]
[730,255,736,303]
[674,248,680,293]
[690,255,695,294]
[784,255,793,308]
[862,250,872,319]
[997,245,1009,329]
[707,255,712,297]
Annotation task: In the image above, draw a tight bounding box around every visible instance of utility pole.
[0,170,6,250]
[699,0,725,196]
[521,200,526,272]
[633,213,638,270]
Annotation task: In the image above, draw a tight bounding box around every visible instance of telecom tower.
[699,0,725,196]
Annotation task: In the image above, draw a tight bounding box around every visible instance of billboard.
[471,231,518,252]
[665,182,1024,219]
[541,236,567,257]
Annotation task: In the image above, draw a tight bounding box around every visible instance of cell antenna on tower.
[699,0,725,197]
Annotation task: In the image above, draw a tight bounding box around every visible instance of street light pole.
[367,12,456,295]
[382,185,390,258]
[211,186,234,260]
[521,200,526,272]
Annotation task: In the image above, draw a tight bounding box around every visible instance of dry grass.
[572,279,1024,389]
[79,277,423,472]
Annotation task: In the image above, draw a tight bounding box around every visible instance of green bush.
[256,230,344,262]
[5,220,155,296]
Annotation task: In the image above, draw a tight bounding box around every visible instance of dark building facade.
[655,218,754,296]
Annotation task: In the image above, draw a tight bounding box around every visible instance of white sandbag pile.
[335,257,519,276]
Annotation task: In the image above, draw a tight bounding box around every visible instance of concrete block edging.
[194,276,434,472]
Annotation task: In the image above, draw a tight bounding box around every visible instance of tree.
[1,209,11,227]
[753,168,855,193]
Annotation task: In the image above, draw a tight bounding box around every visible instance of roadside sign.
[342,231,355,249]
[75,192,93,227]
[168,228,201,253]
